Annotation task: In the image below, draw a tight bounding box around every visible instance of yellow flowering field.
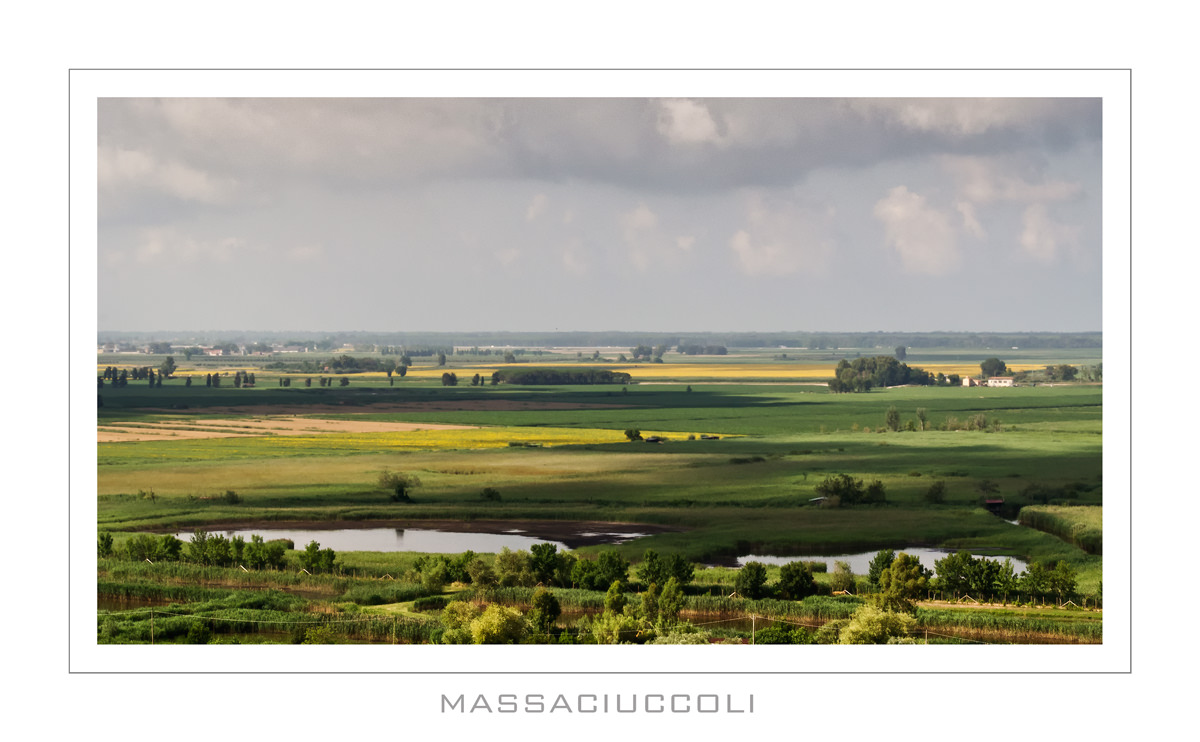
[97,425,733,463]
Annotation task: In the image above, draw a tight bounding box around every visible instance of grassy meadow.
[96,346,1104,643]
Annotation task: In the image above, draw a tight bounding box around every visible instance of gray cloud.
[98,97,1102,332]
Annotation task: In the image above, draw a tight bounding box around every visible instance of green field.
[96,349,1104,644]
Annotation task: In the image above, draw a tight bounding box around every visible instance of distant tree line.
[828,356,936,393]
[100,330,1101,352]
[492,368,633,385]
[676,344,728,356]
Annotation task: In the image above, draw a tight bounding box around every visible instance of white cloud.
[956,200,986,239]
[134,228,242,264]
[850,99,1065,137]
[621,203,659,233]
[656,99,722,146]
[676,235,696,252]
[526,193,548,222]
[1020,203,1080,262]
[286,244,324,262]
[873,186,960,275]
[495,247,521,266]
[99,145,233,205]
[561,238,589,276]
[727,192,834,276]
[942,155,1081,204]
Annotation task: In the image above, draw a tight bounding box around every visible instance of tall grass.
[1018,506,1102,554]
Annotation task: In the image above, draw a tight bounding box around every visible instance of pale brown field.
[96,415,477,443]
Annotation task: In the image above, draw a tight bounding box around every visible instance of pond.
[732,548,1027,576]
[171,523,653,554]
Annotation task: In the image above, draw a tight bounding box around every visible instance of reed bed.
[1018,505,1102,554]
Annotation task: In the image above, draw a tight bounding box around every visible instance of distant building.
[986,377,1015,387]
[962,377,981,387]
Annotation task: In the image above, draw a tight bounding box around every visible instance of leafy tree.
[885,406,901,431]
[933,550,976,595]
[378,469,420,502]
[159,356,177,378]
[604,580,628,614]
[529,543,561,585]
[994,559,1020,604]
[816,473,866,505]
[441,601,483,644]
[925,480,947,504]
[1046,364,1079,382]
[1049,561,1078,599]
[863,479,887,504]
[422,561,448,592]
[735,561,769,599]
[479,487,501,502]
[894,346,907,360]
[980,357,1007,378]
[976,479,1000,500]
[637,550,667,586]
[867,549,896,587]
[777,561,818,600]
[596,550,630,587]
[98,531,114,558]
[830,560,856,593]
[441,372,458,386]
[624,428,642,441]
[639,582,660,624]
[1021,561,1050,596]
[243,534,268,569]
[876,552,930,613]
[916,408,928,430]
[300,540,337,574]
[467,557,497,587]
[527,587,562,635]
[571,558,599,590]
[657,577,685,628]
[494,547,534,587]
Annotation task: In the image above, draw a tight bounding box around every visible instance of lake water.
[170,527,648,553]
[734,548,1027,576]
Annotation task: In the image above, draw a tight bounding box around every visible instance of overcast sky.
[97,97,1102,334]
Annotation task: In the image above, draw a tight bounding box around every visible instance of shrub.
[816,474,866,505]
[777,561,818,600]
[378,469,421,503]
[479,487,501,502]
[470,604,528,644]
[840,605,916,644]
[925,480,947,504]
[735,562,769,599]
